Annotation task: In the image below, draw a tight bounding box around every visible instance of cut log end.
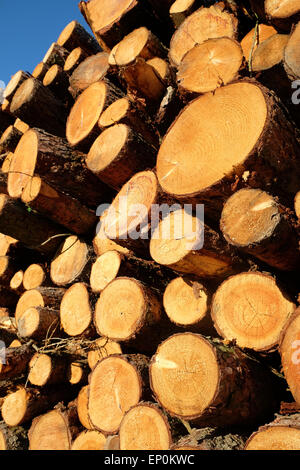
[60,282,92,336]
[71,430,106,450]
[211,272,296,351]
[2,388,28,427]
[88,337,122,369]
[23,264,45,290]
[265,0,300,19]
[280,309,300,404]
[90,251,122,293]
[119,403,172,450]
[245,425,300,450]
[50,236,89,286]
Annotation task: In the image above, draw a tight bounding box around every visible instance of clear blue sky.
[0,0,92,86]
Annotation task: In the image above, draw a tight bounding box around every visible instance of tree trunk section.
[57,20,101,55]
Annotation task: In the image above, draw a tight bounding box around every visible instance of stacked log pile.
[0,0,300,451]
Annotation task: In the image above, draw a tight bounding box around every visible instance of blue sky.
[0,0,92,86]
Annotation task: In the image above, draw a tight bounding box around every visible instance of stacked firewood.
[0,0,300,451]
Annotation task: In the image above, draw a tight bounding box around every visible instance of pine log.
[0,125,23,152]
[119,402,172,450]
[177,38,243,97]
[98,97,159,147]
[1,100,10,113]
[66,80,124,151]
[21,176,97,235]
[78,0,164,51]
[240,23,277,63]
[220,188,300,271]
[28,402,81,450]
[42,43,69,67]
[86,124,157,190]
[94,277,170,352]
[8,127,112,207]
[150,333,283,428]
[4,71,32,102]
[60,282,96,337]
[68,52,111,98]
[87,337,122,370]
[1,152,13,174]
[28,352,67,386]
[50,236,93,287]
[88,354,150,434]
[163,277,214,333]
[68,361,89,386]
[0,234,18,257]
[0,422,28,450]
[93,212,132,257]
[90,250,174,294]
[146,57,172,84]
[17,307,60,340]
[57,20,101,55]
[77,385,93,429]
[14,118,29,133]
[10,78,67,137]
[0,255,19,287]
[284,21,300,81]
[120,58,167,113]
[32,62,50,81]
[10,270,24,294]
[169,4,238,67]
[0,110,14,134]
[251,0,300,30]
[280,308,300,405]
[64,47,88,75]
[156,80,300,217]
[0,342,33,379]
[245,413,300,450]
[43,64,72,104]
[0,194,67,255]
[113,27,166,67]
[170,0,198,28]
[71,430,106,450]
[295,192,300,220]
[22,263,49,290]
[251,33,289,72]
[211,272,296,352]
[15,287,66,325]
[104,435,120,450]
[150,208,247,278]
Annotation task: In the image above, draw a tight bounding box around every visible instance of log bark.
[94,277,172,352]
[98,96,159,148]
[64,47,88,75]
[0,286,18,310]
[169,4,238,67]
[220,188,300,271]
[15,287,66,325]
[150,333,283,428]
[245,413,300,450]
[280,308,300,405]
[0,110,14,134]
[10,78,67,137]
[155,85,183,135]
[8,127,113,207]
[57,20,101,55]
[177,38,243,97]
[60,282,96,337]
[17,307,60,340]
[211,271,296,352]
[0,125,23,152]
[21,176,97,235]
[4,71,32,102]
[88,353,150,434]
[0,422,28,450]
[50,236,94,287]
[86,124,157,190]
[66,79,123,151]
[156,80,300,218]
[0,342,33,380]
[119,402,172,450]
[172,427,246,450]
[0,194,67,256]
[0,255,19,287]
[71,430,106,450]
[42,43,69,67]
[28,402,81,450]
